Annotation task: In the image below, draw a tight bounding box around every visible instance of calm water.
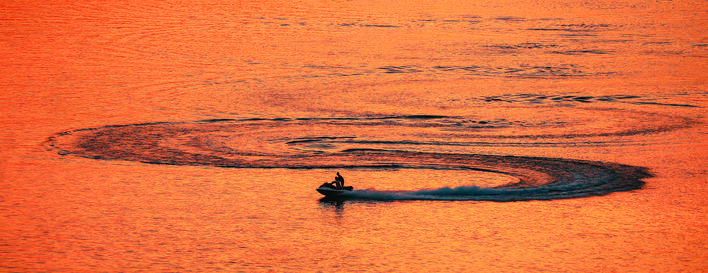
[1,0,707,271]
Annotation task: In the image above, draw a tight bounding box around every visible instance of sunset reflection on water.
[1,0,706,271]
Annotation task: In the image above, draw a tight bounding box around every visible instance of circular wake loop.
[46,116,654,201]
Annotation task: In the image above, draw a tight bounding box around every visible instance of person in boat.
[334,172,354,191]
[319,172,353,193]
[327,172,345,189]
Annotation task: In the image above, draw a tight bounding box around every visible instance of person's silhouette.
[335,172,344,188]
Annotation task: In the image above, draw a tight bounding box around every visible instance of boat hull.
[316,186,353,197]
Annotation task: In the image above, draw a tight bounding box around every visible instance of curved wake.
[46,116,654,201]
[314,150,649,201]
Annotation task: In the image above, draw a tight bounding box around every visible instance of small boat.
[316,182,353,197]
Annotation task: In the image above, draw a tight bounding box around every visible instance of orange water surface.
[1,0,707,271]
